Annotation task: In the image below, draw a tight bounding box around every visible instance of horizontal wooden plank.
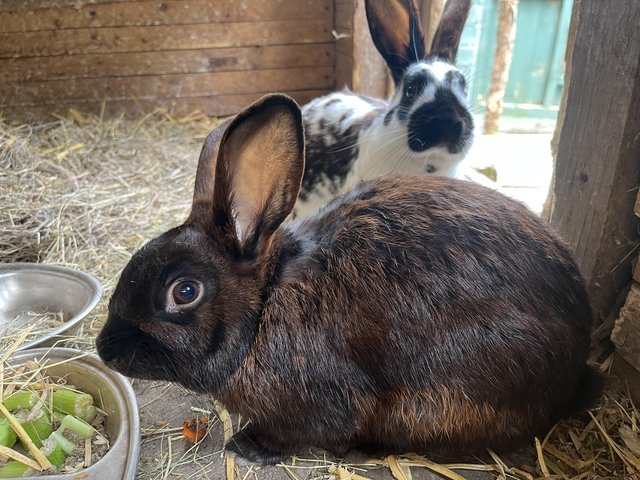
[0,0,331,33]
[0,89,329,122]
[0,20,332,58]
[1,44,334,82]
[0,0,133,12]
[1,66,334,106]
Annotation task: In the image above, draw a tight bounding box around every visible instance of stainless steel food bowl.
[7,348,140,480]
[0,263,102,351]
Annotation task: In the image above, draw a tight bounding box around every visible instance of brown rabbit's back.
[221,175,596,455]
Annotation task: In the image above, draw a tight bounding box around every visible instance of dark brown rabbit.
[97,94,602,465]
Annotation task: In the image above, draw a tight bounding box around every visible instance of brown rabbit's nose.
[96,315,130,364]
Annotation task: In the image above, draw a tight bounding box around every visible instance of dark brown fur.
[97,94,602,465]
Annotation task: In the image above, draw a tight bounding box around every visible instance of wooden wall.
[549,0,640,325]
[0,0,335,121]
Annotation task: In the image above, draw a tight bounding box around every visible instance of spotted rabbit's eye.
[170,280,202,306]
[405,84,417,99]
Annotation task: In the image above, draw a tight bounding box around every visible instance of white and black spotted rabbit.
[296,0,474,218]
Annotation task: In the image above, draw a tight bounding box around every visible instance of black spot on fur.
[301,97,383,202]
[300,124,360,201]
[425,164,437,173]
[396,71,434,122]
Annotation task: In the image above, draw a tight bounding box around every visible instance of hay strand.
[0,444,43,471]
[214,401,235,480]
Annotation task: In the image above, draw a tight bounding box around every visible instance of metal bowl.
[6,348,141,480]
[0,263,102,351]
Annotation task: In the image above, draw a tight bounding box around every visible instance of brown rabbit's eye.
[172,281,200,305]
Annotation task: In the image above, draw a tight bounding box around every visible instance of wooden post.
[483,0,519,135]
[334,0,389,98]
[541,0,581,222]
[549,1,640,324]
[335,0,356,90]
[352,0,389,97]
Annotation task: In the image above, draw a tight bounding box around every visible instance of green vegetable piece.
[49,430,76,456]
[1,391,37,412]
[0,418,17,448]
[0,461,34,478]
[60,414,94,439]
[52,390,97,423]
[18,410,52,449]
[41,437,66,467]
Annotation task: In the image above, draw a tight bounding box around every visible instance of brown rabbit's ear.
[188,117,233,224]
[210,94,304,258]
[429,0,471,63]
[365,0,426,85]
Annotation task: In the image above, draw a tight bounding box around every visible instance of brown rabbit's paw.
[225,428,293,465]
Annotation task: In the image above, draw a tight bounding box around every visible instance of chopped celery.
[48,431,76,455]
[41,437,66,467]
[0,418,17,448]
[0,461,34,478]
[15,410,52,449]
[1,392,37,412]
[52,390,96,423]
[60,414,94,439]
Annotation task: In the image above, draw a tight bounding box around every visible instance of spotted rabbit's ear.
[208,94,305,260]
[429,0,472,63]
[365,0,426,85]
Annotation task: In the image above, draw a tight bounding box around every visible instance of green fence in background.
[457,0,573,120]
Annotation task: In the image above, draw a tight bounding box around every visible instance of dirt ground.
[132,378,525,479]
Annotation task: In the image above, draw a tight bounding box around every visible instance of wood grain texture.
[352,0,389,98]
[0,0,330,32]
[542,0,581,221]
[0,66,333,106]
[0,90,329,122]
[1,44,333,82]
[1,0,336,122]
[0,19,332,58]
[419,0,445,47]
[334,0,355,91]
[0,0,132,12]
[549,1,640,322]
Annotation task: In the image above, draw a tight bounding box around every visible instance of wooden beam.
[351,0,389,97]
[542,0,581,221]
[549,1,640,323]
[0,66,333,107]
[0,90,330,123]
[0,20,332,58]
[334,0,355,90]
[419,0,445,48]
[0,0,330,32]
[1,44,334,82]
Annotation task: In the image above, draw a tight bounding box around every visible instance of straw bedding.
[1,110,638,479]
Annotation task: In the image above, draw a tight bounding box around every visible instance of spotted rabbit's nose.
[407,91,473,154]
